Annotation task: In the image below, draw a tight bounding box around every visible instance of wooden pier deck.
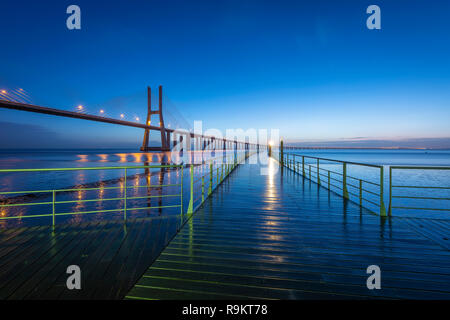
[127,157,450,300]
[0,215,181,299]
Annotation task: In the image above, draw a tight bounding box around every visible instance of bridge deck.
[127,157,450,299]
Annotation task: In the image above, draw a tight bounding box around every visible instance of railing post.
[317,158,320,185]
[221,164,224,183]
[309,165,311,180]
[187,164,194,215]
[280,140,284,167]
[302,156,305,176]
[342,163,349,200]
[52,190,56,227]
[180,167,183,214]
[359,180,363,207]
[201,176,205,203]
[380,166,387,217]
[388,167,392,216]
[124,168,127,221]
[208,162,213,196]
[328,171,330,190]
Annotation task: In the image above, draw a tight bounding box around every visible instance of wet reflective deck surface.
[127,157,450,300]
[0,215,180,299]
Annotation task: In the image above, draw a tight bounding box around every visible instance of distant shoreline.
[283,147,450,150]
[0,147,450,152]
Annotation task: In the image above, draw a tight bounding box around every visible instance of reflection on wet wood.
[127,158,450,300]
[0,215,180,299]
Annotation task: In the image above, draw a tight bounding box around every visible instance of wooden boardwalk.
[127,157,450,300]
[0,215,180,299]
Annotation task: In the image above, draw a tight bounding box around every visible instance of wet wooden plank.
[0,215,182,299]
[8,221,107,299]
[128,158,450,300]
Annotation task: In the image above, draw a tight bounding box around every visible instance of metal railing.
[0,150,254,227]
[388,166,450,215]
[186,150,255,215]
[0,164,183,226]
[274,151,387,216]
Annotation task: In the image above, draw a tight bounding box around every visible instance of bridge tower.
[140,86,170,152]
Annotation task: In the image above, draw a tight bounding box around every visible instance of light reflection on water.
[0,149,238,228]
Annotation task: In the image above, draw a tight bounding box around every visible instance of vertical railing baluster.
[343,163,349,200]
[208,162,213,196]
[328,171,330,190]
[124,168,127,221]
[359,179,363,206]
[187,164,194,214]
[280,140,284,167]
[317,159,320,185]
[52,190,56,227]
[380,166,387,216]
[180,166,183,215]
[201,176,205,203]
[302,156,305,176]
[388,167,392,216]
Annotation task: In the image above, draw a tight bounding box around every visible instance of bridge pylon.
[140,85,170,152]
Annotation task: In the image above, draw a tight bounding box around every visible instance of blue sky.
[0,0,449,148]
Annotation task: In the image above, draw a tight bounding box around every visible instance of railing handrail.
[389,166,450,170]
[282,151,383,169]
[0,164,182,173]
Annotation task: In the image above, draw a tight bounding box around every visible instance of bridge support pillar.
[140,85,170,152]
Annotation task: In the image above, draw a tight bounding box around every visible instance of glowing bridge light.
[77,105,83,111]
[268,140,274,146]
[147,120,151,125]
[100,109,104,114]
[1,90,6,94]
[135,117,140,121]
[120,114,125,119]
